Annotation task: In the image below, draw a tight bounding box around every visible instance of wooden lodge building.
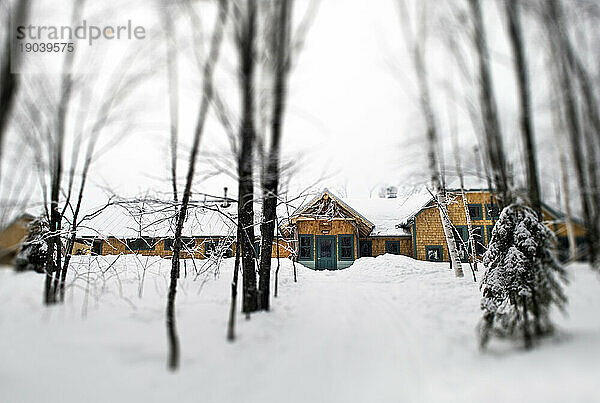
[0,214,34,265]
[68,185,586,270]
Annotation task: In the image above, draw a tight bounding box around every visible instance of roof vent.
[221,187,232,208]
[380,186,397,199]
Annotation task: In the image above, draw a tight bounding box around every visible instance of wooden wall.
[95,237,294,260]
[296,218,359,261]
[99,237,230,259]
[0,216,32,264]
[413,191,585,262]
[362,237,412,257]
[414,191,498,261]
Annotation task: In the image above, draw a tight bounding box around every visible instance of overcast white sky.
[83,0,417,205]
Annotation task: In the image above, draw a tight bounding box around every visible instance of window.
[299,234,313,260]
[91,239,103,255]
[425,245,443,262]
[485,203,500,220]
[359,240,372,257]
[468,203,483,220]
[204,239,216,256]
[338,235,355,260]
[453,226,469,262]
[164,237,195,250]
[471,226,486,255]
[254,241,260,259]
[127,237,155,251]
[385,240,401,255]
[454,225,486,259]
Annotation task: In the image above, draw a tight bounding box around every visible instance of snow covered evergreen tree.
[478,203,568,349]
[15,216,49,273]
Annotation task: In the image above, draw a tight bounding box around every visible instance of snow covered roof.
[286,188,430,237]
[340,197,412,236]
[77,202,237,238]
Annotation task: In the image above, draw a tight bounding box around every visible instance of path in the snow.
[234,259,480,403]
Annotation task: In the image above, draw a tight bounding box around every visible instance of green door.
[316,235,337,270]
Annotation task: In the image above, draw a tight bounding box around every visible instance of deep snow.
[0,254,599,403]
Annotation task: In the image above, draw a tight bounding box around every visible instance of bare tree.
[257,0,292,311]
[467,0,511,210]
[544,0,598,267]
[44,0,87,305]
[447,80,478,272]
[504,0,541,217]
[167,0,229,370]
[397,0,464,277]
[226,226,241,341]
[0,0,30,176]
[235,0,259,313]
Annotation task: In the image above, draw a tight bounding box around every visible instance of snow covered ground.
[0,255,599,403]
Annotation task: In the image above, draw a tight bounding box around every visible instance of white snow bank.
[0,255,598,403]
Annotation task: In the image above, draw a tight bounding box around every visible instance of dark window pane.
[204,240,215,256]
[300,247,310,258]
[164,238,194,250]
[468,204,483,220]
[386,241,400,255]
[127,237,155,251]
[182,237,195,248]
[299,235,313,259]
[359,241,372,257]
[426,246,442,261]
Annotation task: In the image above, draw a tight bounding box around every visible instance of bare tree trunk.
[165,8,179,204]
[167,0,229,370]
[504,0,541,217]
[45,0,86,305]
[237,0,259,314]
[397,0,463,277]
[461,182,477,270]
[437,191,463,277]
[545,0,597,267]
[559,150,577,260]
[227,227,242,341]
[0,0,30,175]
[468,0,510,210]
[448,74,478,272]
[258,0,292,311]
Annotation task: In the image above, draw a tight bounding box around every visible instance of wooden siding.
[98,238,228,259]
[0,216,32,264]
[414,192,498,261]
[94,237,294,260]
[296,218,359,261]
[413,191,585,262]
[362,237,412,257]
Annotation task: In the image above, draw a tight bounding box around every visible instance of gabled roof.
[288,189,375,237]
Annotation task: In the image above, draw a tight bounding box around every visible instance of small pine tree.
[15,216,49,273]
[478,203,568,349]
